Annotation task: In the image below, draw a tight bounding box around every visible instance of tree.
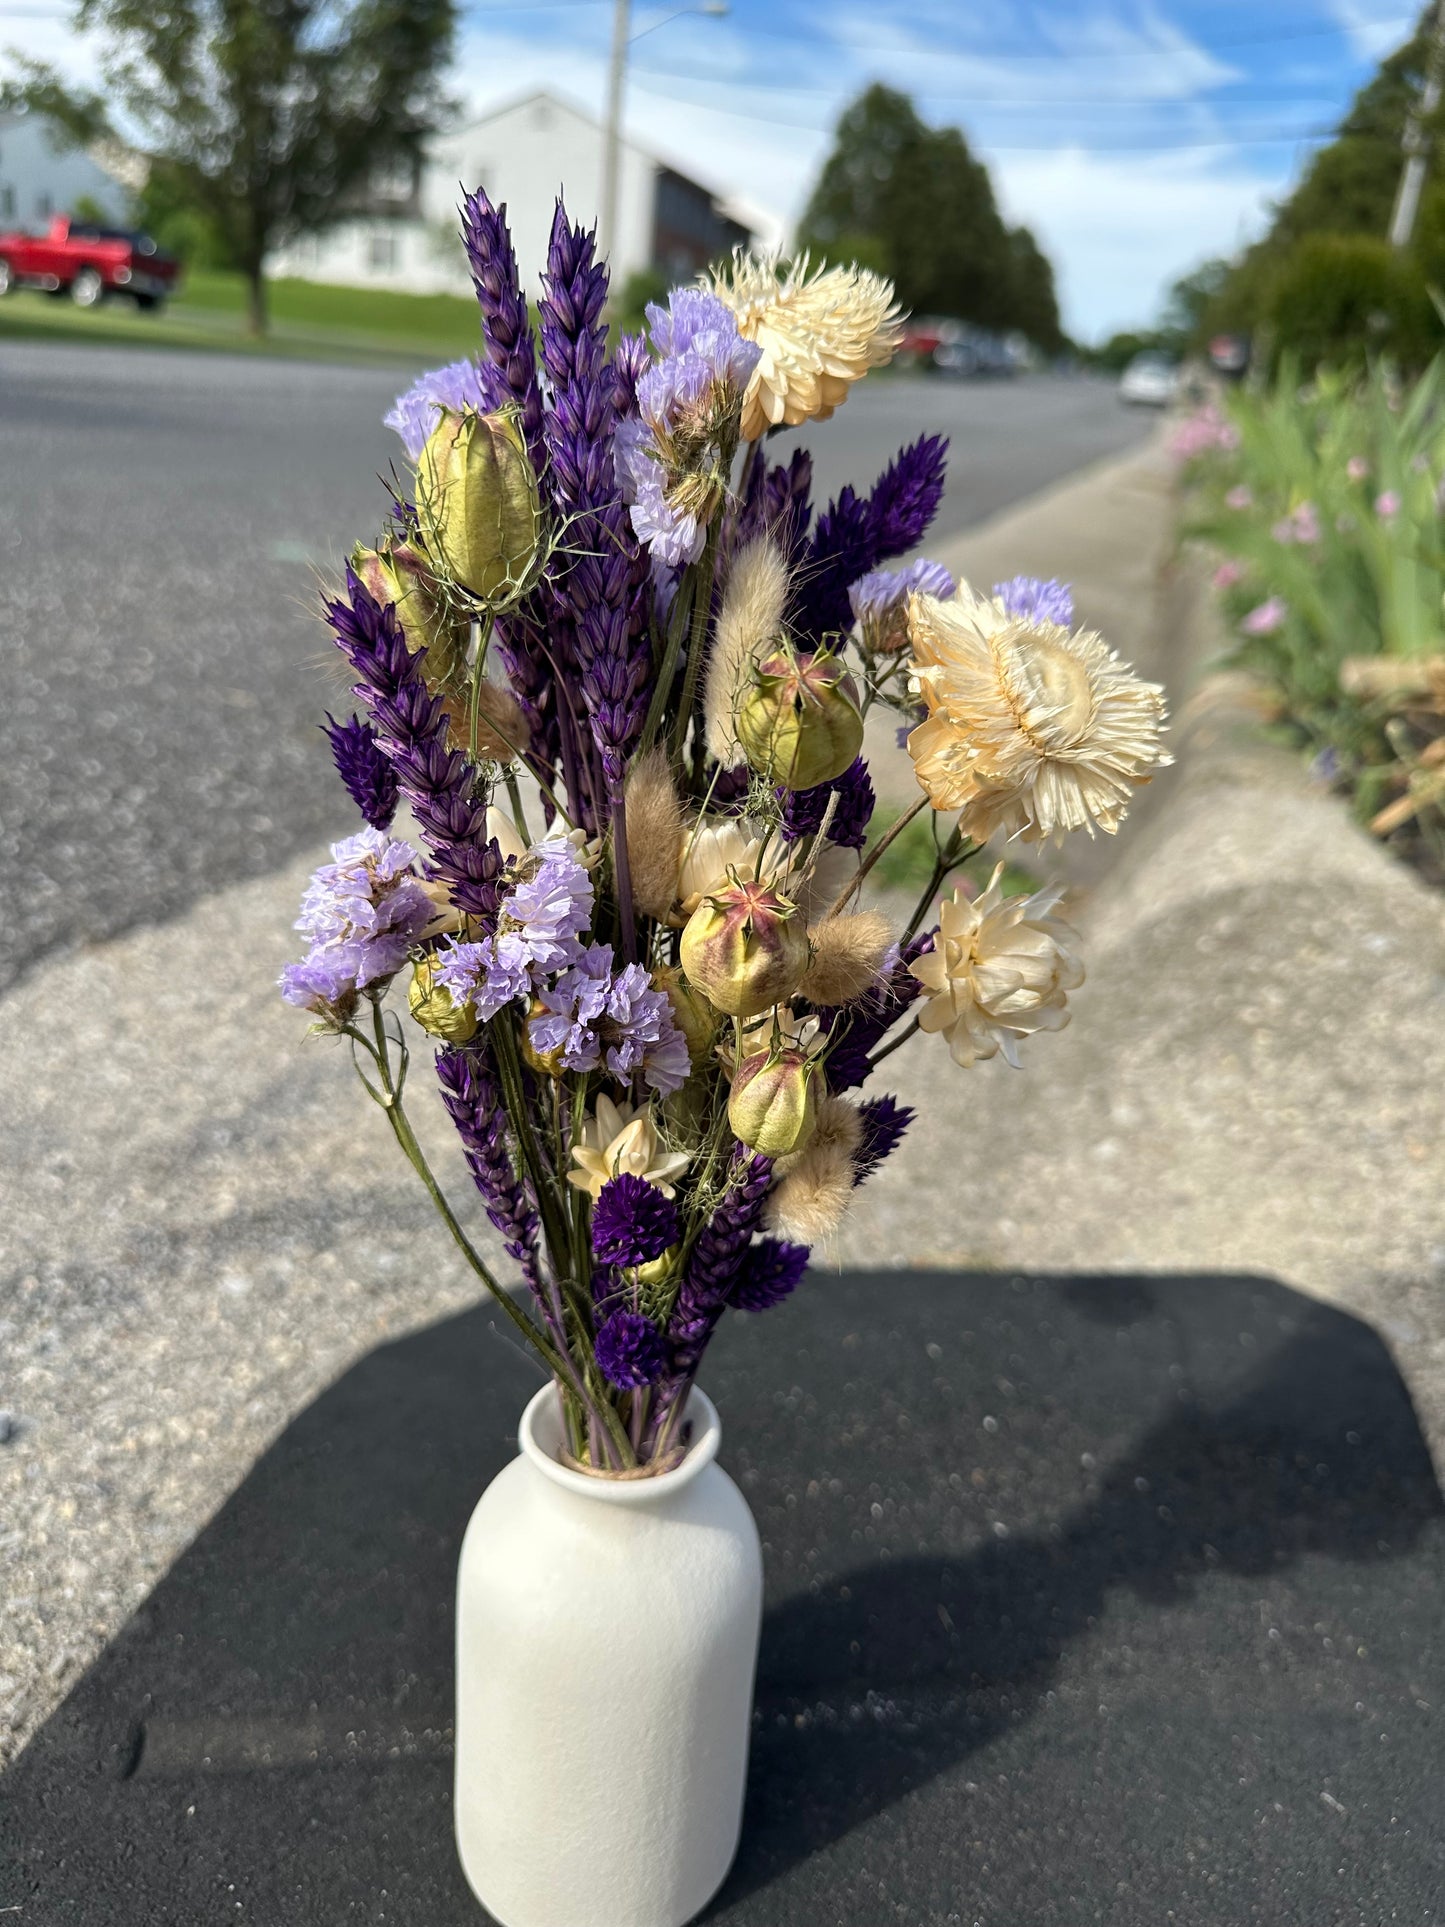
[7,0,455,334]
[797,83,1063,349]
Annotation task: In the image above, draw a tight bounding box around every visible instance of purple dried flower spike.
[325,571,507,926]
[853,1094,915,1184]
[797,435,949,639]
[591,1173,680,1267]
[824,932,935,1090]
[323,712,398,830]
[662,1147,773,1386]
[780,756,875,851]
[459,187,545,472]
[436,1045,544,1308]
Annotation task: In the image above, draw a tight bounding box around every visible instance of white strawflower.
[906,585,1170,844]
[676,816,769,915]
[566,1095,691,1199]
[709,252,904,442]
[909,867,1084,1069]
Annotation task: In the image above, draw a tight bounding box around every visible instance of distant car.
[1208,332,1250,380]
[0,214,180,311]
[1119,352,1179,407]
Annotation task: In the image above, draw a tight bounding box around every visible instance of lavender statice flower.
[727,1238,809,1312]
[778,756,875,851]
[823,932,934,1090]
[852,1093,915,1184]
[323,712,398,830]
[594,1309,669,1390]
[591,1173,680,1267]
[660,1147,773,1390]
[435,1045,544,1305]
[279,828,433,1013]
[326,573,506,924]
[993,576,1074,627]
[850,558,956,657]
[432,935,530,1022]
[619,287,762,568]
[459,187,545,473]
[502,836,593,970]
[384,358,488,461]
[529,945,689,1093]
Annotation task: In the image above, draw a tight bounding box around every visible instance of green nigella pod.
[407,958,478,1043]
[416,407,544,605]
[727,1047,817,1157]
[351,539,467,687]
[678,877,810,1020]
[734,647,864,791]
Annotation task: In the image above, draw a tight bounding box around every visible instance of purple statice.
[619,288,762,569]
[779,756,876,852]
[528,945,688,1094]
[994,576,1073,627]
[658,1147,773,1392]
[325,573,506,924]
[501,836,593,970]
[823,932,935,1090]
[432,935,530,1022]
[538,205,652,789]
[435,1045,544,1307]
[595,1309,669,1390]
[728,1238,809,1312]
[459,187,545,473]
[323,712,398,830]
[591,1174,680,1267]
[852,1094,915,1184]
[279,828,432,1013]
[797,436,949,640]
[855,558,955,632]
[384,358,488,461]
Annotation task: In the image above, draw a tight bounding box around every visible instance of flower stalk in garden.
[280,205,1170,1471]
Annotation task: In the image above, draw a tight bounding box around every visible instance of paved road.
[0,341,1150,989]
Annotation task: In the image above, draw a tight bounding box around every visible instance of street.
[0,341,1150,989]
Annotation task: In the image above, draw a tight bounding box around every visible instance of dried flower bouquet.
[281,194,1170,1474]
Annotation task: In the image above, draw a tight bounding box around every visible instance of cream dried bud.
[679,877,810,1019]
[728,1046,817,1156]
[625,749,685,920]
[800,910,894,1008]
[407,957,478,1042]
[417,407,543,605]
[735,647,864,791]
[652,965,718,1066]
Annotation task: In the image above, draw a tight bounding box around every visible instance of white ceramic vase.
[454,1383,763,1927]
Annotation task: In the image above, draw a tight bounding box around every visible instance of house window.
[369,154,415,203]
[368,229,398,271]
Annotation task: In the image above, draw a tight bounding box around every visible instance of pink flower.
[1212,560,1245,590]
[1225,485,1253,510]
[1241,596,1287,636]
[1346,456,1369,483]
[1375,491,1401,519]
[1270,501,1319,545]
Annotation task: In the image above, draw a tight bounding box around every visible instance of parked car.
[0,214,180,311]
[901,315,1025,379]
[1208,332,1251,380]
[1119,351,1179,407]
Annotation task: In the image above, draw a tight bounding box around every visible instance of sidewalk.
[5,432,1444,1768]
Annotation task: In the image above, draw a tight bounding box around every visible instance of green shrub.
[1265,233,1439,374]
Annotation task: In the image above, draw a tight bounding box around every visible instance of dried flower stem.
[671,521,722,771]
[821,792,929,920]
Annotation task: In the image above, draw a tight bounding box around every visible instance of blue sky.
[2,0,1422,337]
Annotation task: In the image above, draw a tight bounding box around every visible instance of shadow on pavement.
[3,1271,1442,1925]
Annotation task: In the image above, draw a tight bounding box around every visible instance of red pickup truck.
[0,214,180,311]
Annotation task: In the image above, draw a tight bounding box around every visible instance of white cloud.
[993,142,1290,339]
[1328,1,1415,62]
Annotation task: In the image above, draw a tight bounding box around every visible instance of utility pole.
[599,0,631,269]
[1389,0,1445,249]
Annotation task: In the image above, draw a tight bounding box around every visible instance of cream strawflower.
[910,867,1083,1069]
[567,1095,692,1200]
[676,816,769,915]
[905,585,1170,844]
[709,251,904,442]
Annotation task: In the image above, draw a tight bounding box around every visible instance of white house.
[269,89,759,296]
[0,111,132,230]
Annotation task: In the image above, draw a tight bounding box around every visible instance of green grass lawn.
[0,267,482,363]
[868,803,1039,901]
